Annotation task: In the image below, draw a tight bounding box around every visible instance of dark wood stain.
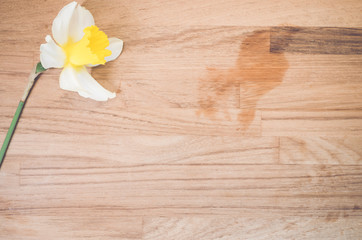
[198,30,289,129]
[271,27,362,54]
[353,205,361,211]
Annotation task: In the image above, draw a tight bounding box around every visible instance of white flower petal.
[78,91,91,98]
[52,1,77,45]
[87,38,123,67]
[105,38,124,62]
[59,66,116,101]
[68,4,95,42]
[59,67,78,91]
[40,35,66,69]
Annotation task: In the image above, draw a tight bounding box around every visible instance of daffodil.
[40,1,123,101]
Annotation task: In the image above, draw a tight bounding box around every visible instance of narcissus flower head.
[40,1,123,101]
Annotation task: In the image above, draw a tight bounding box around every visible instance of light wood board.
[1,0,362,239]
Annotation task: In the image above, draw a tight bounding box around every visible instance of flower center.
[62,25,112,67]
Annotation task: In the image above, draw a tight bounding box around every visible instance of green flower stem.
[0,62,46,169]
[0,101,24,167]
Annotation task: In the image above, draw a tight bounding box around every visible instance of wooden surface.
[1,0,362,239]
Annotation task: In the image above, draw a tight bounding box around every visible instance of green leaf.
[35,62,46,74]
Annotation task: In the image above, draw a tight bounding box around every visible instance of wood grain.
[271,27,362,54]
[280,137,362,164]
[143,217,362,240]
[2,134,280,165]
[0,215,142,240]
[1,0,362,239]
[262,110,362,136]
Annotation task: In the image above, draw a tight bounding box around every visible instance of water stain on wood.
[325,212,340,223]
[198,30,289,129]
